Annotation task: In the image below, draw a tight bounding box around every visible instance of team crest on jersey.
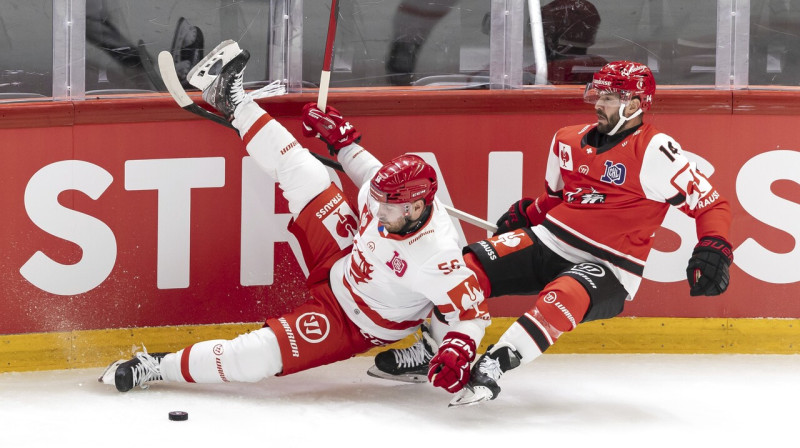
[601,160,627,185]
[559,142,573,171]
[349,247,374,284]
[386,251,408,277]
[565,187,606,204]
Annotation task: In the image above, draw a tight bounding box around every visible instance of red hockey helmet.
[370,154,438,205]
[584,61,656,111]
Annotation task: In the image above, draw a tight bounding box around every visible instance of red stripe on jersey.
[242,114,274,146]
[342,275,424,331]
[180,345,196,383]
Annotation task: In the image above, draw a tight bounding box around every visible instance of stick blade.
[157,51,193,107]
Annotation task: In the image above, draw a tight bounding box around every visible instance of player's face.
[375,201,412,233]
[594,92,622,134]
[369,196,425,233]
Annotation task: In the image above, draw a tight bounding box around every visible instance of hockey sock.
[235,103,330,215]
[495,276,590,364]
[160,327,284,383]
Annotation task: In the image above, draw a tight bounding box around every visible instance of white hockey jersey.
[329,144,490,343]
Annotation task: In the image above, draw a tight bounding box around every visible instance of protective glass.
[583,84,632,107]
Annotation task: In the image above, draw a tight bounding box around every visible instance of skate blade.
[186,39,241,90]
[448,385,494,407]
[97,359,125,385]
[366,365,428,384]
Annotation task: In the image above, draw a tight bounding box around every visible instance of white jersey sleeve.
[640,133,715,211]
[544,133,565,194]
[337,143,382,189]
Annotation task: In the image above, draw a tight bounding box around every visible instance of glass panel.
[84,0,279,95]
[300,0,491,90]
[749,0,800,86]
[522,0,720,86]
[0,0,53,100]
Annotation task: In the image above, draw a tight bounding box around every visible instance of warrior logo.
[571,263,605,277]
[543,291,557,304]
[386,251,408,277]
[296,312,330,344]
[565,187,606,204]
[601,160,627,185]
[349,247,374,284]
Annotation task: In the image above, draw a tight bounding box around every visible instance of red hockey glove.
[686,236,733,296]
[427,332,476,393]
[495,198,535,235]
[301,103,361,155]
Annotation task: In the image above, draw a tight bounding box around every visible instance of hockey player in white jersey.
[372,61,734,406]
[99,40,489,396]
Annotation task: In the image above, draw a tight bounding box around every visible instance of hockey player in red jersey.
[99,40,489,397]
[373,60,733,406]
[450,60,734,405]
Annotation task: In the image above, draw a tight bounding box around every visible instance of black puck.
[168,411,189,421]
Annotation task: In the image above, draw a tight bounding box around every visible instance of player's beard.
[381,217,408,233]
[596,110,620,135]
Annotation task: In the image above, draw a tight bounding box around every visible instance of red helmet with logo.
[370,154,438,205]
[588,61,656,111]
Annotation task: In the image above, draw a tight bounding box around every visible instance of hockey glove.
[301,103,361,155]
[495,198,535,235]
[686,236,733,296]
[427,332,476,393]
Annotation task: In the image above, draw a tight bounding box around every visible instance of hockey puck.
[168,411,189,421]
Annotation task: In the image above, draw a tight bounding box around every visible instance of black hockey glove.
[686,236,733,296]
[495,198,534,235]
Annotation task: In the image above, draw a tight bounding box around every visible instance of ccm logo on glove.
[428,332,476,393]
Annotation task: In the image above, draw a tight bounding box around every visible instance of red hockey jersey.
[531,122,732,298]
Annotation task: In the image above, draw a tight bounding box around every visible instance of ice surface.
[1,354,797,447]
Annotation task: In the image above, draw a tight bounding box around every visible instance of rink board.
[3,317,800,373]
[2,89,800,373]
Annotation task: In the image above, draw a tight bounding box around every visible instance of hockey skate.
[98,350,167,393]
[186,40,251,120]
[367,323,437,383]
[449,343,521,407]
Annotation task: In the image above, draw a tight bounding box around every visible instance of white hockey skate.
[449,343,521,407]
[186,39,243,91]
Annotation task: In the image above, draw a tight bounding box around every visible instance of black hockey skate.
[449,343,521,407]
[186,40,251,120]
[98,351,167,392]
[367,323,437,383]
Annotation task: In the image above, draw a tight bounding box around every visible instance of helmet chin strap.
[606,103,642,136]
[396,204,432,235]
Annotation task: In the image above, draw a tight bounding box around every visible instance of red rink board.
[0,89,798,334]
